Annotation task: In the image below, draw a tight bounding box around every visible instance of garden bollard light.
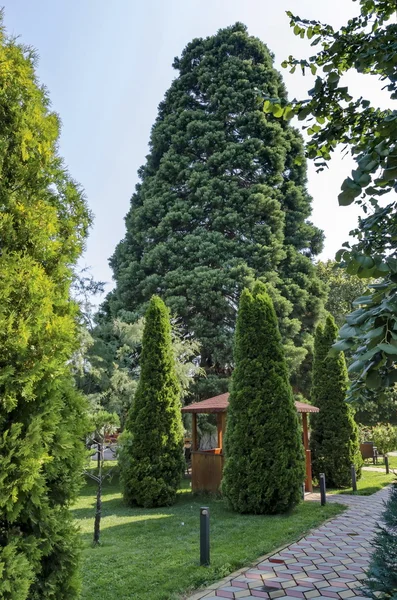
[385,455,389,474]
[319,473,326,506]
[200,507,210,566]
[351,464,357,492]
[301,483,305,500]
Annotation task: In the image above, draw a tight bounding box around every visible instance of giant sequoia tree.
[222,283,305,514]
[0,24,90,599]
[106,23,324,397]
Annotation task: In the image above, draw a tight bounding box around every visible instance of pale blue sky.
[3,1,389,294]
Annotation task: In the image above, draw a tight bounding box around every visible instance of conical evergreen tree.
[0,22,90,600]
[105,23,324,398]
[222,282,305,514]
[365,482,397,600]
[310,315,362,488]
[119,296,185,507]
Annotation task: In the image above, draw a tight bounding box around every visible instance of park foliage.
[118,296,185,507]
[310,316,362,488]
[222,283,305,514]
[0,20,90,600]
[103,23,325,399]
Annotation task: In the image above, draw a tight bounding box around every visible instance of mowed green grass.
[316,466,395,496]
[72,470,344,600]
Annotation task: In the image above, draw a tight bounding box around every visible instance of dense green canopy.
[222,283,305,514]
[119,296,185,507]
[104,23,324,398]
[310,316,362,488]
[0,23,90,600]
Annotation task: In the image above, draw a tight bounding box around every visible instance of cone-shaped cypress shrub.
[365,482,397,600]
[0,21,90,600]
[119,296,184,507]
[222,282,305,514]
[310,315,362,488]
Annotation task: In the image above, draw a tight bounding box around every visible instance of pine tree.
[222,282,305,514]
[310,315,362,488]
[0,22,90,599]
[119,296,185,507]
[365,482,397,600]
[105,23,324,398]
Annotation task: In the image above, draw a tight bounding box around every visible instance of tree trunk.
[93,442,102,545]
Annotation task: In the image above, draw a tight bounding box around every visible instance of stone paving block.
[269,591,286,599]
[339,591,356,599]
[281,581,297,589]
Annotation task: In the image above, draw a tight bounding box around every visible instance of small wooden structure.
[182,393,319,494]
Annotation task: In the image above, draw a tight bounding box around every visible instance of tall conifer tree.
[222,283,305,514]
[119,296,185,508]
[105,23,324,398]
[0,24,90,599]
[310,315,362,488]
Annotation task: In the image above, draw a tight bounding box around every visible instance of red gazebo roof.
[181,392,319,414]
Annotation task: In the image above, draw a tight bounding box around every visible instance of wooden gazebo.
[182,393,319,494]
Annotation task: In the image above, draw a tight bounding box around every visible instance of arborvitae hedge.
[222,282,305,514]
[365,482,397,600]
[0,22,90,600]
[310,315,362,488]
[119,296,185,507]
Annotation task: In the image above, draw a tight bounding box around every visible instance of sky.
[3,0,391,296]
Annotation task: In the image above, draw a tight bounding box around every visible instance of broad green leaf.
[356,255,374,269]
[348,360,365,373]
[298,106,311,120]
[352,294,373,307]
[328,72,340,84]
[330,339,355,353]
[272,104,284,118]
[283,106,294,121]
[339,323,359,339]
[383,166,397,181]
[365,325,385,339]
[378,343,397,355]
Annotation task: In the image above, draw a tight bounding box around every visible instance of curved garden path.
[186,487,390,600]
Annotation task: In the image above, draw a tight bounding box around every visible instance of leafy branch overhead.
[262,0,397,401]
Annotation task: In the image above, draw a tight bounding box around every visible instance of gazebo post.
[192,413,198,451]
[217,412,226,450]
[302,413,313,493]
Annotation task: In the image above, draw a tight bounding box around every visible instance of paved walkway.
[187,487,390,600]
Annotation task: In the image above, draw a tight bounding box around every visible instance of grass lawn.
[72,468,344,600]
[314,466,395,496]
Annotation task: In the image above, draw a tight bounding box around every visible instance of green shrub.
[365,482,397,600]
[0,22,89,599]
[222,283,305,514]
[362,424,397,456]
[119,296,185,507]
[310,315,362,488]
